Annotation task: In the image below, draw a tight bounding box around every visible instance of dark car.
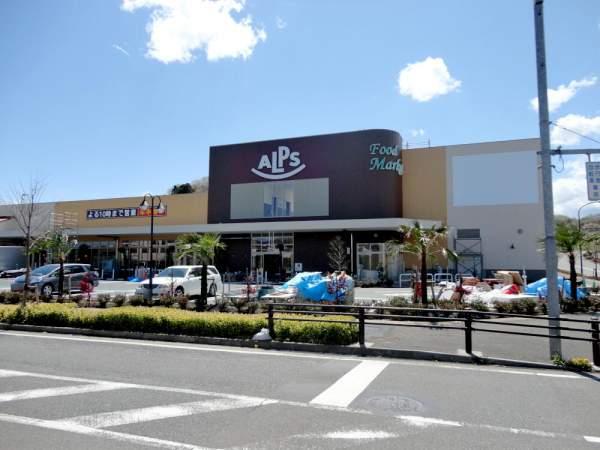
[0,268,27,278]
[10,264,99,297]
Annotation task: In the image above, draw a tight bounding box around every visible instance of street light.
[577,200,600,282]
[139,193,165,305]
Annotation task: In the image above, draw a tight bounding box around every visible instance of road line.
[0,330,588,379]
[0,382,129,403]
[310,361,389,408]
[0,413,213,450]
[397,415,463,428]
[59,398,277,428]
[0,369,28,378]
[585,436,600,443]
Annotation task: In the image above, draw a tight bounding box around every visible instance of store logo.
[369,143,404,175]
[251,146,306,180]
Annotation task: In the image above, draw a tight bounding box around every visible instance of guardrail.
[266,303,600,366]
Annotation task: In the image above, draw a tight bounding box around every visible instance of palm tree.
[554,221,589,301]
[32,230,76,296]
[387,222,456,305]
[175,233,226,310]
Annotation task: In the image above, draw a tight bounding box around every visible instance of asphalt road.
[0,331,598,449]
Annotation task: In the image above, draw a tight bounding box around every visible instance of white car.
[135,265,223,301]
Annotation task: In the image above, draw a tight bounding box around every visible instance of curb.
[0,322,587,372]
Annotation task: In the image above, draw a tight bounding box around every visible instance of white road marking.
[322,430,397,440]
[0,382,129,403]
[59,398,276,428]
[310,361,389,408]
[0,330,586,380]
[0,367,597,446]
[0,369,28,378]
[0,413,212,450]
[397,415,462,428]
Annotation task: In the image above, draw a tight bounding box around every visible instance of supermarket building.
[0,129,545,282]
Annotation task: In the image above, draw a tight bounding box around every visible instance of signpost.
[586,162,600,201]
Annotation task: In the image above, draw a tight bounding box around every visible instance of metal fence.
[266,302,600,366]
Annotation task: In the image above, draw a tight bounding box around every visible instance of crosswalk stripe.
[310,360,389,408]
[0,383,129,403]
[58,397,277,429]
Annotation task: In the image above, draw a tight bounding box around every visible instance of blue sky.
[0,0,599,217]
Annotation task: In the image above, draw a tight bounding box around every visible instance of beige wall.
[402,146,447,222]
[445,138,544,272]
[54,193,208,229]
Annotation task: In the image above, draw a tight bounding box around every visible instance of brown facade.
[54,193,208,228]
[208,129,404,223]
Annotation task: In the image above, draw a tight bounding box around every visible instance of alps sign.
[251,146,306,180]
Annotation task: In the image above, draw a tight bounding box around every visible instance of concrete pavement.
[0,331,598,449]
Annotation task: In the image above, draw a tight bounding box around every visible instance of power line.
[550,121,600,145]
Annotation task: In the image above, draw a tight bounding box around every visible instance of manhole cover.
[365,395,424,414]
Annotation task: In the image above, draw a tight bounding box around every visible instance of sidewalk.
[365,313,596,364]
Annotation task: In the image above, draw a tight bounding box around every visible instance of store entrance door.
[251,232,294,283]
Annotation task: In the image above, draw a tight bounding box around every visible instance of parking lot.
[0,331,599,449]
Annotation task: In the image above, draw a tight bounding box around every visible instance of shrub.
[565,357,593,372]
[469,300,489,312]
[3,292,24,305]
[159,295,176,307]
[0,304,358,345]
[112,294,126,307]
[128,295,145,307]
[96,294,111,309]
[176,296,189,310]
[537,299,548,315]
[494,299,538,315]
[389,296,411,307]
[552,354,592,372]
[520,298,538,315]
[274,315,358,345]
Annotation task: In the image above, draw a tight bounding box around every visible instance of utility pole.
[533,0,562,357]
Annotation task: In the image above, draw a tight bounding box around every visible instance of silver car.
[10,263,99,297]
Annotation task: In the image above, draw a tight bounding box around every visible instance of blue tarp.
[282,272,353,302]
[525,276,586,300]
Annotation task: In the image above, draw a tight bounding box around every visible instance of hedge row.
[0,304,358,346]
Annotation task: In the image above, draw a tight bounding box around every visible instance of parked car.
[0,268,26,278]
[10,263,99,296]
[135,265,223,302]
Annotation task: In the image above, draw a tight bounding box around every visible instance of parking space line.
[310,360,389,408]
[58,398,277,429]
[0,382,130,403]
[0,413,213,450]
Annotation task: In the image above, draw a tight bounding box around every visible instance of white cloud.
[276,16,287,29]
[553,159,600,217]
[410,128,425,137]
[121,0,266,64]
[397,57,461,102]
[112,44,130,56]
[530,76,597,112]
[551,114,600,146]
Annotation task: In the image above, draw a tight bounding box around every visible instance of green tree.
[175,233,226,309]
[387,222,456,305]
[32,229,77,296]
[554,221,589,301]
